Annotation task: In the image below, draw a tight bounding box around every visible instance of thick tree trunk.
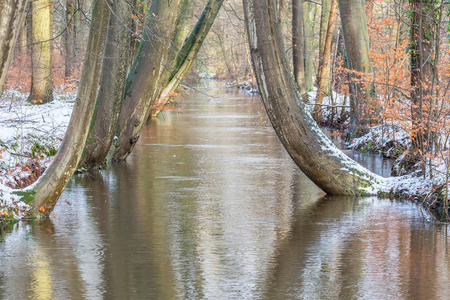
[111,0,188,161]
[29,0,53,103]
[243,0,382,195]
[82,0,133,169]
[0,0,28,91]
[292,0,306,97]
[338,0,372,133]
[152,0,224,117]
[410,0,437,155]
[313,0,337,121]
[28,0,111,215]
[317,0,332,94]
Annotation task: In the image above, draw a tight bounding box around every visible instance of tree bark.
[317,0,332,94]
[111,0,187,161]
[292,0,306,97]
[338,0,372,133]
[313,0,337,121]
[29,0,53,103]
[152,0,224,117]
[64,0,76,78]
[28,0,111,215]
[410,0,437,155]
[82,0,134,169]
[0,0,28,91]
[302,1,313,92]
[243,0,381,195]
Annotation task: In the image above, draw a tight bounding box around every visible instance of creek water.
[1,83,449,299]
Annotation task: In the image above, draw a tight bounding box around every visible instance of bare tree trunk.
[313,0,337,121]
[410,0,437,156]
[317,0,331,94]
[28,0,111,216]
[0,0,28,91]
[338,0,372,134]
[64,0,76,78]
[243,0,381,195]
[29,0,53,103]
[82,0,134,169]
[292,0,306,97]
[152,0,224,117]
[302,1,313,92]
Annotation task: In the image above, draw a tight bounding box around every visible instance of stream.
[0,82,449,299]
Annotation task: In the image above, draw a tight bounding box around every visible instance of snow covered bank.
[0,89,76,219]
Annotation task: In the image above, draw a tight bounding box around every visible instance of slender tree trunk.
[29,0,53,103]
[82,0,134,169]
[64,0,76,78]
[313,0,337,121]
[302,1,313,92]
[317,0,332,94]
[0,0,28,91]
[338,0,372,134]
[242,0,381,195]
[28,0,111,215]
[152,0,224,117]
[292,0,306,97]
[410,0,437,156]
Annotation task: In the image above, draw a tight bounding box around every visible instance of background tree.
[29,0,53,103]
[292,0,307,97]
[0,0,28,91]
[409,0,438,158]
[338,0,372,134]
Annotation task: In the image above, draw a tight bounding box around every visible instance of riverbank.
[0,83,449,221]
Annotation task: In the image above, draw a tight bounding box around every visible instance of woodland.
[1,0,450,221]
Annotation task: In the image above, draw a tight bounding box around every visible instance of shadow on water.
[1,82,449,299]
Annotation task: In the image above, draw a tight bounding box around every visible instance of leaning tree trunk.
[111,0,197,161]
[338,0,372,134]
[152,0,224,117]
[0,0,28,91]
[292,0,307,98]
[29,0,53,104]
[82,0,133,169]
[242,0,382,195]
[313,0,337,121]
[25,0,111,216]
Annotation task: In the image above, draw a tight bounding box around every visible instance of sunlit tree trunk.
[29,0,111,215]
[0,0,28,91]
[64,0,76,78]
[338,0,372,133]
[317,0,332,94]
[82,0,134,169]
[313,0,337,121]
[242,0,381,195]
[29,0,53,103]
[410,0,437,156]
[292,0,306,97]
[152,0,224,117]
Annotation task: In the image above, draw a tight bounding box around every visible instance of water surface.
[1,83,449,299]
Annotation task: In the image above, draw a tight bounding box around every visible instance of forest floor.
[1,84,449,220]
